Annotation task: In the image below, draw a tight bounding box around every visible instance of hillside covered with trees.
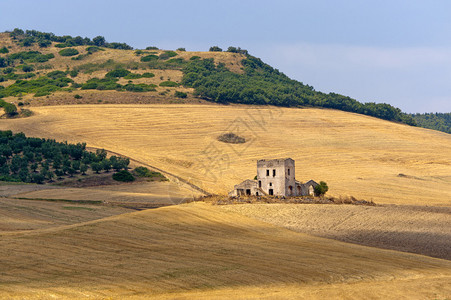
[410,113,451,134]
[182,56,416,125]
[0,130,130,183]
[2,28,450,133]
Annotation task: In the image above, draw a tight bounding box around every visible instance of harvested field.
[220,204,451,260]
[0,197,132,231]
[1,104,450,206]
[0,203,450,299]
[14,180,201,206]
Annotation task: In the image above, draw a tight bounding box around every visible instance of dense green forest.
[410,113,451,134]
[182,56,416,125]
[0,130,130,183]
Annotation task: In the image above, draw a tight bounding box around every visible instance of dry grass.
[1,104,450,206]
[14,180,202,206]
[0,197,132,231]
[0,203,450,299]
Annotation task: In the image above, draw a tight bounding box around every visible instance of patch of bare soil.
[220,204,451,260]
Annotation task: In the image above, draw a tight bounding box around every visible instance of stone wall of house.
[257,158,296,196]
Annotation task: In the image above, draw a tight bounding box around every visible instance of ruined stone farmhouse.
[228,158,318,197]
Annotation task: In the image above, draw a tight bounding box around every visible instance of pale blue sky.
[1,0,451,113]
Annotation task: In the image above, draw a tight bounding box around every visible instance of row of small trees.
[9,28,133,50]
[209,46,248,55]
[0,131,129,184]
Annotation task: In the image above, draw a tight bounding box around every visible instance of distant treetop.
[209,46,222,52]
[8,28,133,50]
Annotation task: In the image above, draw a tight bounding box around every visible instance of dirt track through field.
[221,204,451,260]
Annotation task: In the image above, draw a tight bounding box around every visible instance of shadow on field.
[331,230,451,260]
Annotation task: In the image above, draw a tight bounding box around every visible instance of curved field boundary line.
[86,147,211,196]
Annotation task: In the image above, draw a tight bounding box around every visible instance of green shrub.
[159,81,179,87]
[112,170,135,182]
[35,53,54,62]
[123,83,156,92]
[38,40,52,48]
[146,46,159,50]
[0,57,7,68]
[71,54,89,61]
[174,91,187,98]
[22,65,34,72]
[81,77,121,90]
[141,54,158,62]
[69,70,78,77]
[177,48,186,51]
[314,181,329,196]
[134,166,165,179]
[209,46,222,52]
[3,68,14,74]
[86,46,103,54]
[190,56,201,60]
[159,51,177,60]
[123,73,142,79]
[59,48,79,57]
[105,69,131,78]
[55,43,70,48]
[46,70,67,79]
[74,94,82,99]
[0,47,9,54]
[0,101,18,116]
[9,51,54,63]
[141,72,155,78]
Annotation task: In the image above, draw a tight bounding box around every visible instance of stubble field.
[1,104,450,206]
[221,203,451,260]
[1,203,450,299]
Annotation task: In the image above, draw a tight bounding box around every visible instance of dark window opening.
[269,182,272,186]
[256,192,259,196]
[287,169,290,176]
[269,189,274,195]
[273,169,276,177]
[266,169,269,176]
[258,180,261,188]
[288,185,293,196]
[246,189,251,195]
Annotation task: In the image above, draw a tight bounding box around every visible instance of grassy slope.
[1,104,450,206]
[1,203,450,299]
[0,32,245,104]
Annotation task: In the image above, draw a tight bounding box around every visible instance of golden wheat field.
[1,203,450,299]
[13,180,202,206]
[1,104,450,206]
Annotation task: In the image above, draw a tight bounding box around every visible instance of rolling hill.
[0,28,431,130]
[1,203,450,299]
[1,104,450,205]
[0,29,450,299]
